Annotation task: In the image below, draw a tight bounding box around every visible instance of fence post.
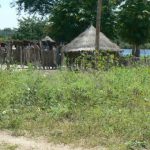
[20,46,23,68]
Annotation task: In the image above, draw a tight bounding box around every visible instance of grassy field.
[0,143,18,150]
[0,67,149,150]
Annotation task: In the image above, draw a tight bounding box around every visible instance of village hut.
[41,36,57,69]
[63,25,121,67]
[42,36,56,44]
[64,25,120,52]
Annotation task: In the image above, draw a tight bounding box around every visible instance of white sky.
[0,0,26,29]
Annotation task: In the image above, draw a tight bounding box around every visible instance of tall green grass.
[0,68,149,149]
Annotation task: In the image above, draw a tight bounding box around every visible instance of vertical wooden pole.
[22,46,25,69]
[20,46,23,68]
[37,42,41,69]
[40,41,44,69]
[6,43,11,70]
[61,44,64,67]
[95,0,102,51]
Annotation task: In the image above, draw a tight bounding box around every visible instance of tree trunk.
[95,0,102,51]
[132,45,140,57]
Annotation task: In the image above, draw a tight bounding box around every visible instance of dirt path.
[0,131,106,150]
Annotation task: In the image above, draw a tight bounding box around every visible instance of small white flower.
[119,109,122,113]
[27,87,30,91]
[2,111,7,115]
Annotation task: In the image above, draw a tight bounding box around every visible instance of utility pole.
[95,0,102,51]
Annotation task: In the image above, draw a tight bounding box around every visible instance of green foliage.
[46,0,122,42]
[13,0,121,42]
[0,143,18,150]
[0,68,149,149]
[13,17,47,40]
[67,51,119,71]
[13,0,54,14]
[118,0,150,46]
[126,140,147,150]
[0,28,16,40]
[48,0,93,42]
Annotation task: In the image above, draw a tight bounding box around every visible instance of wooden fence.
[0,41,64,70]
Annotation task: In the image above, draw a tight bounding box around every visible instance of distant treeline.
[0,28,16,38]
[1,26,150,50]
[118,42,150,49]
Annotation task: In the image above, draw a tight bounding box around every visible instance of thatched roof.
[63,25,120,52]
[42,36,55,43]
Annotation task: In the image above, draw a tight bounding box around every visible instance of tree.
[118,0,150,57]
[12,0,55,14]
[13,0,123,42]
[48,0,96,42]
[0,28,16,40]
[43,0,121,42]
[13,17,47,40]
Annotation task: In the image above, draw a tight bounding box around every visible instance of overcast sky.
[0,0,26,29]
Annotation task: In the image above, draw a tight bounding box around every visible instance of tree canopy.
[0,28,16,41]
[14,0,122,42]
[118,0,150,56]
[13,0,54,14]
[13,17,47,40]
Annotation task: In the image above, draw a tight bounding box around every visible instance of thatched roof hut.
[42,36,55,43]
[63,25,120,52]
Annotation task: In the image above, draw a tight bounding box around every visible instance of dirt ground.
[0,131,106,150]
